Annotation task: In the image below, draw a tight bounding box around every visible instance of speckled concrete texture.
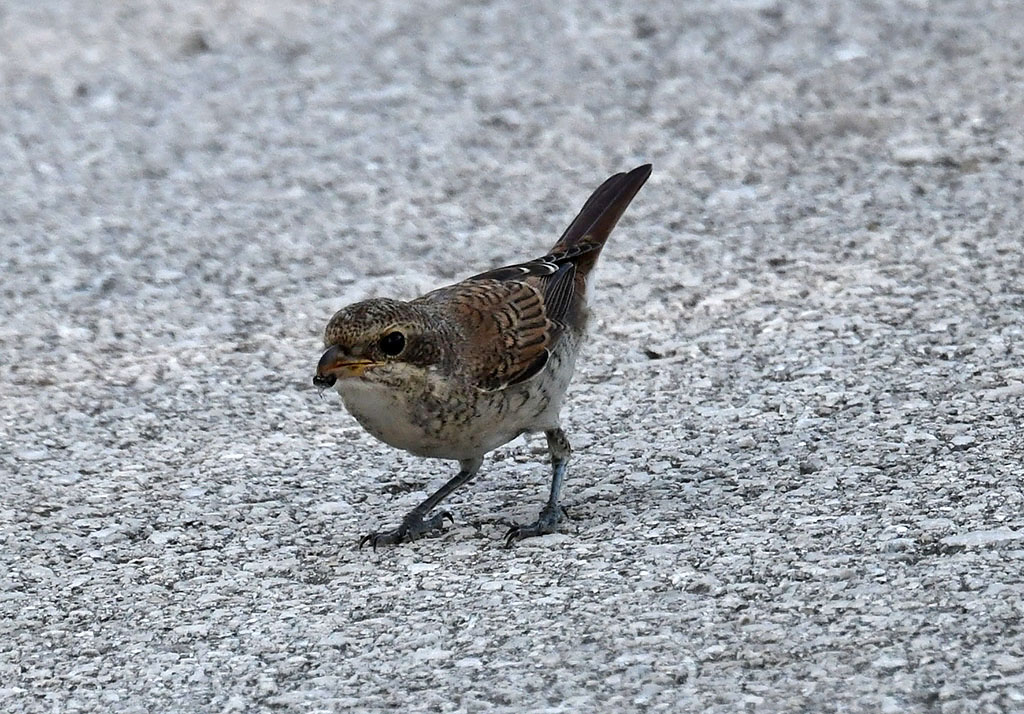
[2,1,1023,712]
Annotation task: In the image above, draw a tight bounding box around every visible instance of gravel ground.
[3,1,1024,712]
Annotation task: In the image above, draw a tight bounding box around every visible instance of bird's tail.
[549,163,651,277]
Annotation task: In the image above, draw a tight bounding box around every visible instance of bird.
[313,163,652,548]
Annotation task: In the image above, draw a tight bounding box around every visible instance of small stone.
[950,434,975,449]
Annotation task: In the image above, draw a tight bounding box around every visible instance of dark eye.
[379,331,406,357]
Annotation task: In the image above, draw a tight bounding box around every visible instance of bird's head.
[314,298,443,389]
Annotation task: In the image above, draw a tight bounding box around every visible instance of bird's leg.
[506,428,571,546]
[360,457,482,549]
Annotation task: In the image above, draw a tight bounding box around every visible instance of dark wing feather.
[541,262,576,334]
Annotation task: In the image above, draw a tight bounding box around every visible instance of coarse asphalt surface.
[2,1,1023,712]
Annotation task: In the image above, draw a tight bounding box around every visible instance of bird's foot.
[505,504,568,547]
[359,510,453,550]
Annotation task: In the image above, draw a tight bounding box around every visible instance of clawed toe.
[358,510,454,550]
[358,529,401,550]
[505,505,566,547]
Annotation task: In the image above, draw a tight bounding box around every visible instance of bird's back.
[419,163,652,394]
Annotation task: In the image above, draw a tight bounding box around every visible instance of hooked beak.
[313,345,376,388]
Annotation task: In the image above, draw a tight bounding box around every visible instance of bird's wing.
[417,260,577,391]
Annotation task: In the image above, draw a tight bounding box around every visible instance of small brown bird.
[314,164,651,548]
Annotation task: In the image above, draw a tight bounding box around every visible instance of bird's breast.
[332,347,578,462]
[333,372,514,461]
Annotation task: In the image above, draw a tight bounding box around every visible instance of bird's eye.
[379,331,406,357]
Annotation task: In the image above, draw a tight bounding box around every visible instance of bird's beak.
[314,345,376,388]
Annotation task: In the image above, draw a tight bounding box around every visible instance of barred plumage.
[314,164,651,548]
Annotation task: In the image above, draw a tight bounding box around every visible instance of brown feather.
[549,163,651,278]
[409,164,651,392]
[424,279,556,391]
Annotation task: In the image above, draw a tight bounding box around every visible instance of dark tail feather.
[549,164,651,275]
